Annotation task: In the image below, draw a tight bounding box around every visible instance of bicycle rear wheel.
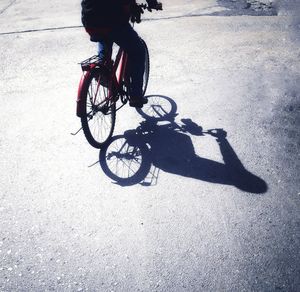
[141,39,150,96]
[80,68,116,148]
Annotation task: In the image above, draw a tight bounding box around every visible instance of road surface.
[0,0,299,291]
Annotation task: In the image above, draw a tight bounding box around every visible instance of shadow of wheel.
[136,95,177,121]
[99,135,152,186]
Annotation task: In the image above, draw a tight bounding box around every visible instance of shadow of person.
[100,95,267,193]
[133,120,267,193]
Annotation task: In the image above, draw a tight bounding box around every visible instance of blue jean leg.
[97,40,112,60]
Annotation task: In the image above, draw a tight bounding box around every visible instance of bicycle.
[75,3,161,149]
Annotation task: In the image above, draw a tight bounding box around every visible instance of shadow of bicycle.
[99,95,267,193]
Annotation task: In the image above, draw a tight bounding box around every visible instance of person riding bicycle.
[81,0,162,108]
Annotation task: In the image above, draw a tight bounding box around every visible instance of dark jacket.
[81,0,133,28]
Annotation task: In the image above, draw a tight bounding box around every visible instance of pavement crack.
[0,0,17,15]
[0,25,83,36]
[143,13,208,21]
[0,13,218,36]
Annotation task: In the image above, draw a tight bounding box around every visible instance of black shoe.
[129,97,148,108]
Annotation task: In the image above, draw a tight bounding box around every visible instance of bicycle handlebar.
[131,2,163,23]
[140,3,163,12]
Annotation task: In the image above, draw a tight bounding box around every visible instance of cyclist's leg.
[98,39,112,61]
[111,24,146,103]
[96,39,113,88]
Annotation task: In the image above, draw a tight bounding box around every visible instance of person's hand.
[130,3,144,23]
[207,128,227,141]
[147,0,163,11]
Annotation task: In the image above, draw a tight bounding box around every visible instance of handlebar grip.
[148,3,163,12]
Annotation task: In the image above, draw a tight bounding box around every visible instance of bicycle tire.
[141,38,150,96]
[80,68,116,149]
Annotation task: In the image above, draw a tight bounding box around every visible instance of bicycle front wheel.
[80,68,116,149]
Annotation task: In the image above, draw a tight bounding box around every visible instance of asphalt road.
[0,0,299,291]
